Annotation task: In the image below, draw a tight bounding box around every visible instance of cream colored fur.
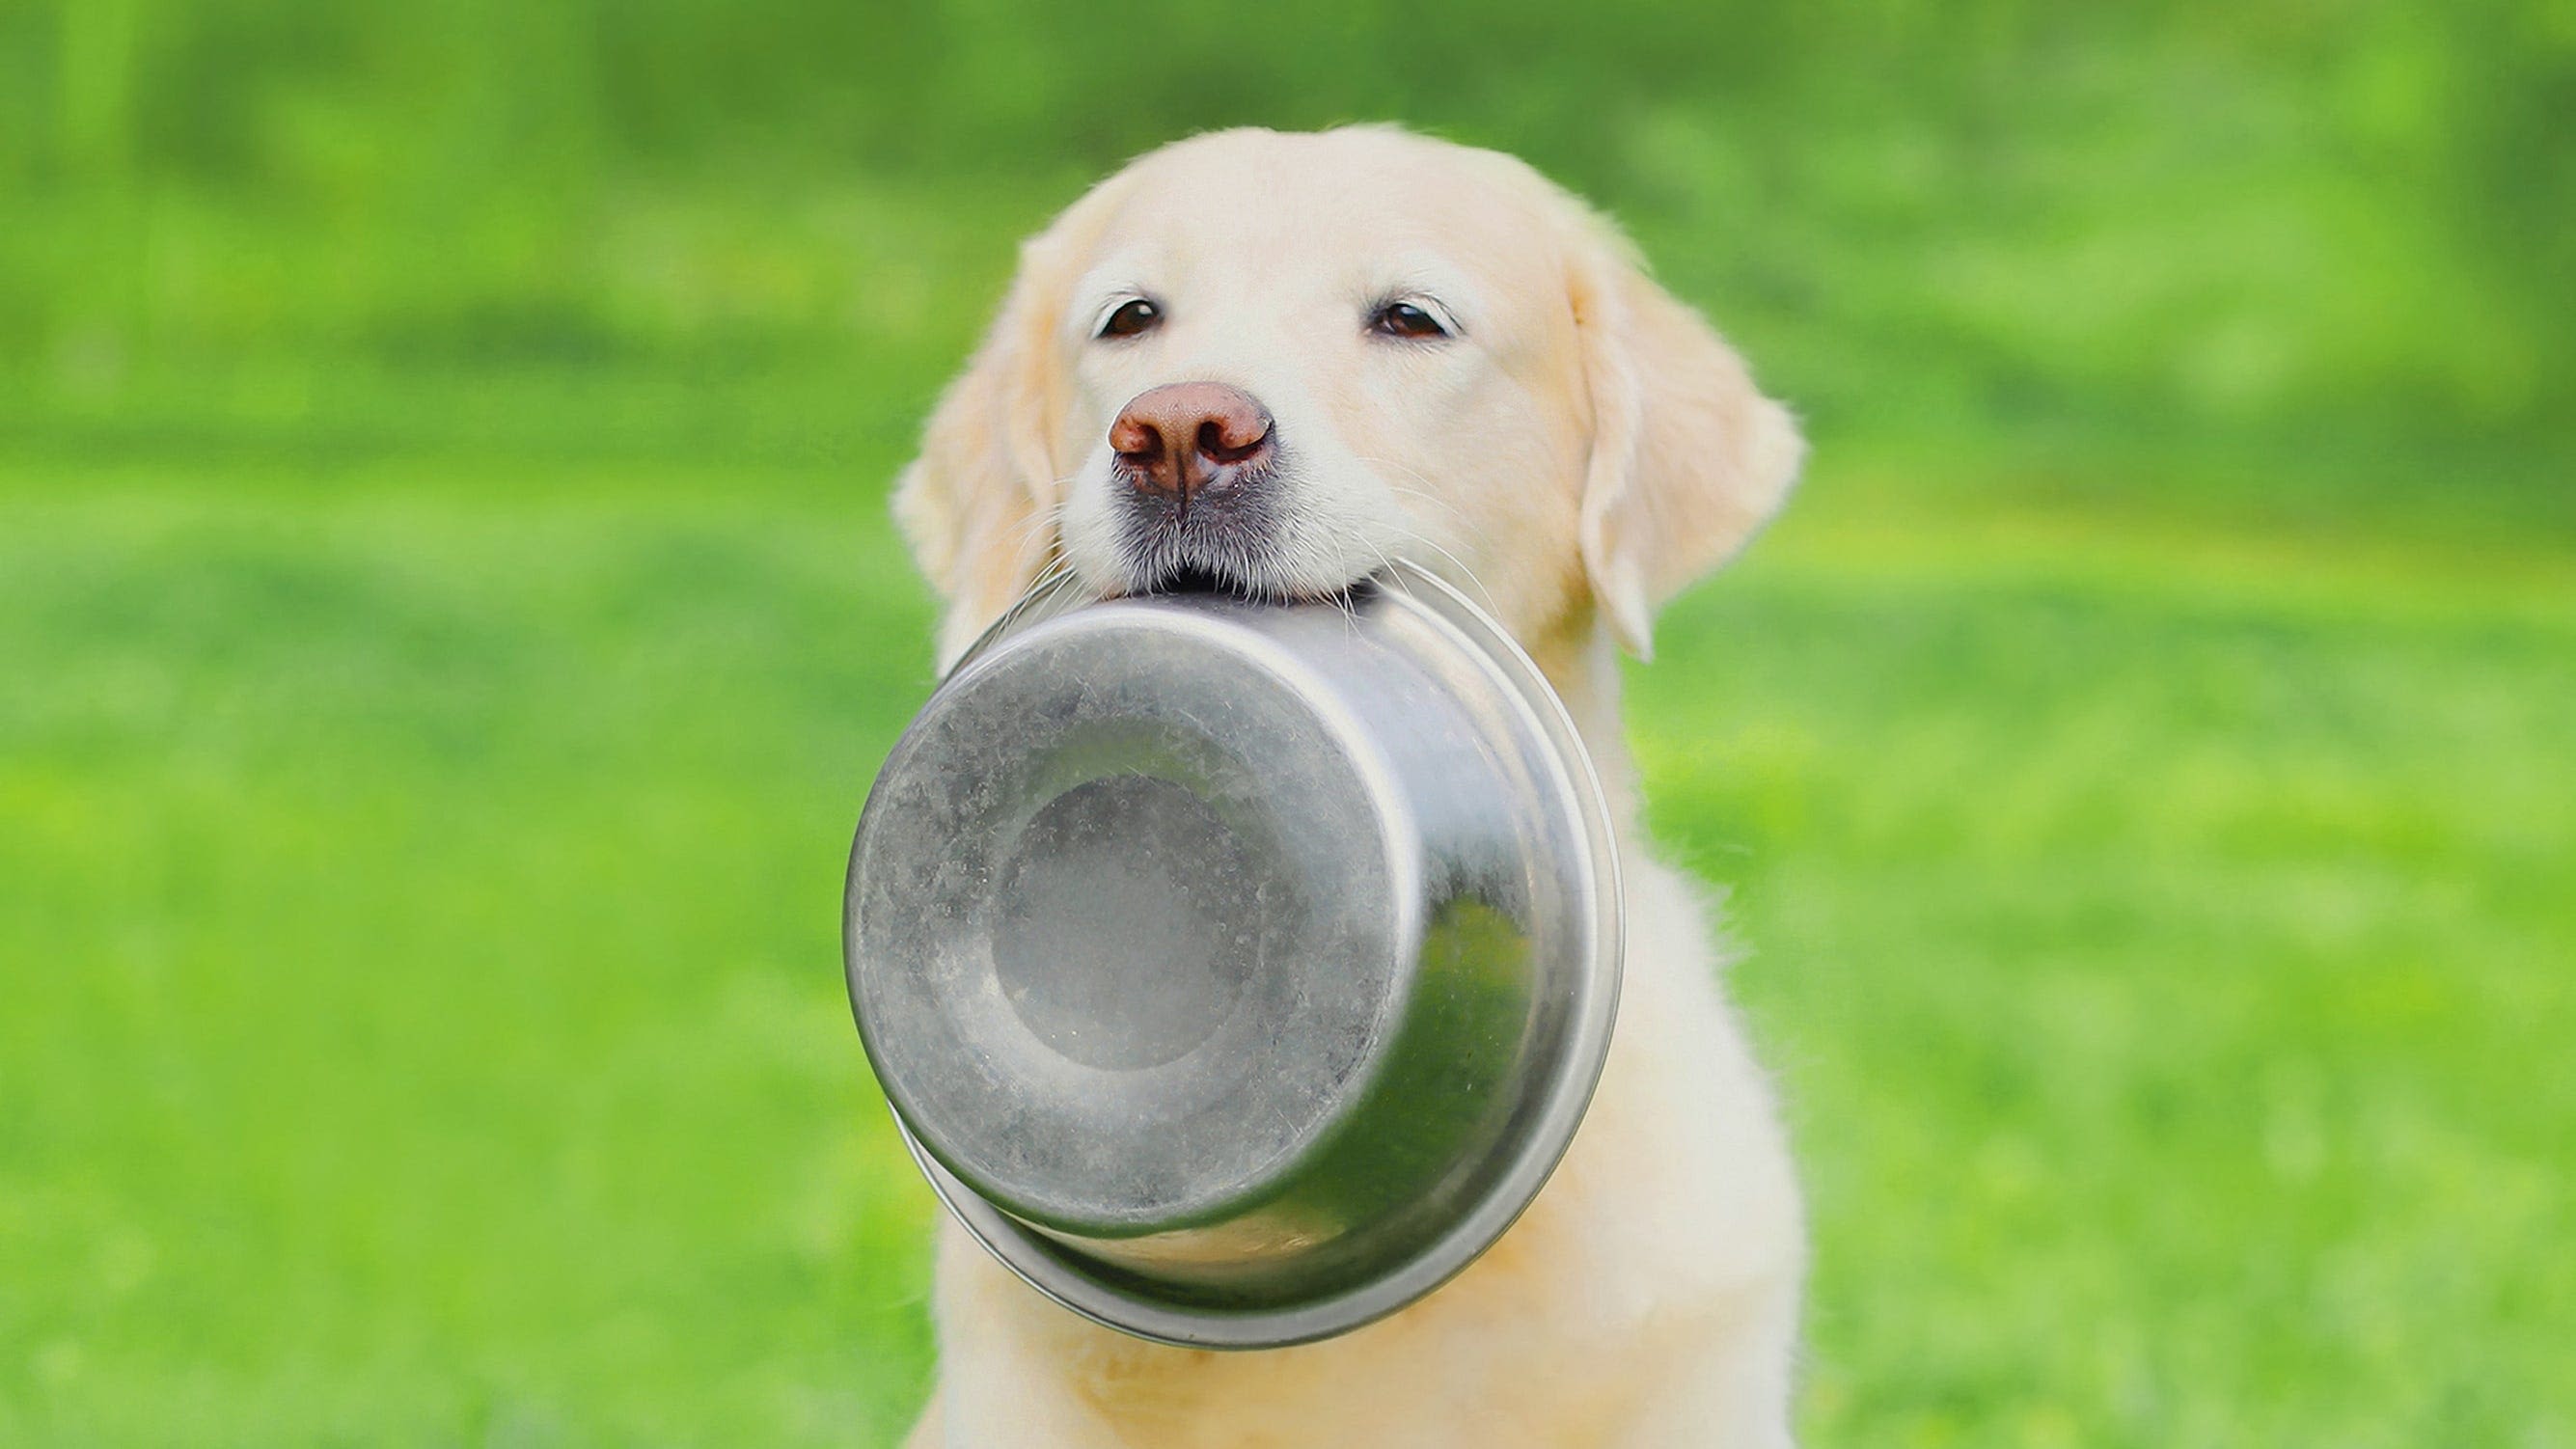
[891,125,1806,1448]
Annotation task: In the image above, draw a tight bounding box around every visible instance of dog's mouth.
[1127,560,1364,608]
[1139,562,1255,598]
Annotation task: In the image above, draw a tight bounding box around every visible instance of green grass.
[0,475,945,1446]
[4,0,2571,1435]
[1643,482,2575,1444]
[2,407,2566,1445]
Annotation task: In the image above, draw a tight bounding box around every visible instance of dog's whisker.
[1357,466,1514,615]
[1356,458,1502,551]
[1386,528,1505,621]
[1000,491,1077,555]
[1022,561,1077,600]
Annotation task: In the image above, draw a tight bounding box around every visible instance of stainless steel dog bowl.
[844,561,1621,1349]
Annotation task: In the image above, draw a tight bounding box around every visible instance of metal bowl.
[843,562,1621,1349]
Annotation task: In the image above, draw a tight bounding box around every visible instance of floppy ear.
[894,184,1126,669]
[1568,222,1804,659]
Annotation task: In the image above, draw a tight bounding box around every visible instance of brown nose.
[1109,383,1274,507]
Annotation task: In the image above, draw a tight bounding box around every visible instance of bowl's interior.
[987,773,1274,1073]
[849,603,1419,1234]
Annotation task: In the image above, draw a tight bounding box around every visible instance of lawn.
[2,392,2566,1445]
[5,0,2572,1439]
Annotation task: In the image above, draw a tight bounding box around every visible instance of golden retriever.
[891,124,1806,1448]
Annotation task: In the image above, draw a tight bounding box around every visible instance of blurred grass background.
[2,1,2570,1444]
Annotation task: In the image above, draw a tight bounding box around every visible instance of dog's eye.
[1096,298,1162,340]
[1368,300,1452,341]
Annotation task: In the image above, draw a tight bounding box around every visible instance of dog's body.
[891,126,1805,1447]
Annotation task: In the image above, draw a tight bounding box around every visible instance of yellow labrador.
[892,125,1805,1448]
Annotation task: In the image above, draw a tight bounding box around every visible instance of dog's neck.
[1526,616,1646,842]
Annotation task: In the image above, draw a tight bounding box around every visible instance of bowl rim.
[852,560,1625,1349]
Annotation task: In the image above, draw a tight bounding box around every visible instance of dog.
[890,124,1806,1448]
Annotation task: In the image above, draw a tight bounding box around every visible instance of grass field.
[3,381,2568,1444]
[6,0,2573,1439]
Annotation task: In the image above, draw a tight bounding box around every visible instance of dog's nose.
[1110,383,1274,506]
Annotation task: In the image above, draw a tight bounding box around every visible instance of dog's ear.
[1566,219,1803,660]
[894,181,1127,669]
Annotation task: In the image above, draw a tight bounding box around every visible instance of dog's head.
[895,125,1801,670]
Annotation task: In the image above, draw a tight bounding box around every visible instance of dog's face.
[897,126,1801,670]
